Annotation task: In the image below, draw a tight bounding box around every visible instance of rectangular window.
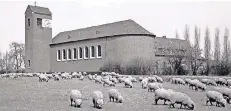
[90,46,95,58]
[28,19,30,27]
[37,18,42,27]
[73,48,77,60]
[78,47,83,59]
[28,60,30,68]
[97,45,102,58]
[67,49,72,60]
[57,50,61,61]
[84,46,89,59]
[62,49,66,61]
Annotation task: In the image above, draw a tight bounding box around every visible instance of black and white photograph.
[0,0,231,110]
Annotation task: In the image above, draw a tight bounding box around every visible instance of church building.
[25,5,191,73]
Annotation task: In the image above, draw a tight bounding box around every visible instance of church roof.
[25,5,52,15]
[51,19,155,45]
[155,37,191,50]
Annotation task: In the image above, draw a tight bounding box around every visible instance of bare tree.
[167,55,185,75]
[9,42,25,70]
[0,52,5,73]
[223,28,229,63]
[204,27,211,75]
[184,25,190,42]
[176,30,179,39]
[189,26,203,75]
[214,28,220,62]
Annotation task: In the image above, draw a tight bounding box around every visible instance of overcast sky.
[0,0,231,54]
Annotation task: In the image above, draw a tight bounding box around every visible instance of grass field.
[0,77,231,111]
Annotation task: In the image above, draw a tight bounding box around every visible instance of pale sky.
[0,0,231,54]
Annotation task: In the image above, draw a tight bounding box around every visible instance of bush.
[100,58,155,75]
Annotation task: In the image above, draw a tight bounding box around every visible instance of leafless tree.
[9,42,25,70]
[204,27,211,75]
[167,55,185,75]
[223,28,229,63]
[189,26,204,75]
[176,30,179,39]
[184,25,190,42]
[0,52,5,72]
[214,28,220,62]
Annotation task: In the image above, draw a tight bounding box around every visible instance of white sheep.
[206,90,226,107]
[70,90,82,107]
[185,78,191,85]
[141,78,149,89]
[88,75,93,80]
[92,91,104,109]
[207,79,217,86]
[226,79,231,86]
[103,79,115,87]
[79,75,84,81]
[169,91,195,110]
[94,76,102,84]
[53,74,60,81]
[154,88,175,105]
[111,78,118,84]
[214,87,231,103]
[124,78,133,88]
[38,74,49,82]
[153,75,163,83]
[148,83,163,92]
[108,88,123,103]
[216,78,227,86]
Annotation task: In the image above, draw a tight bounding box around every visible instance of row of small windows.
[57,45,102,61]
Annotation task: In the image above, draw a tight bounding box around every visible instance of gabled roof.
[155,37,191,50]
[51,19,154,44]
[25,5,51,15]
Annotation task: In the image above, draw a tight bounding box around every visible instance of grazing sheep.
[118,77,126,83]
[108,89,123,103]
[214,87,231,103]
[38,74,49,82]
[88,75,93,80]
[148,83,163,92]
[138,77,144,82]
[185,78,191,85]
[111,78,118,84]
[207,79,217,86]
[195,82,206,91]
[216,78,227,86]
[53,74,60,81]
[169,92,195,110]
[172,78,185,85]
[79,75,84,81]
[188,79,200,90]
[94,76,102,84]
[70,90,82,107]
[226,79,231,86]
[148,77,157,83]
[141,78,149,89]
[103,79,115,87]
[154,88,175,105]
[153,75,163,83]
[206,91,226,107]
[124,78,133,88]
[201,79,208,84]
[92,91,104,109]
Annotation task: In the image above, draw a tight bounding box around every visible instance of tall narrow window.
[37,18,42,27]
[78,47,83,59]
[62,49,66,60]
[28,60,30,68]
[68,49,72,60]
[28,19,30,27]
[84,46,89,59]
[73,48,77,60]
[97,45,102,58]
[90,46,95,58]
[57,50,61,61]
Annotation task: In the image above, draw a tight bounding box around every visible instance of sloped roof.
[51,19,154,44]
[155,37,191,50]
[25,5,51,15]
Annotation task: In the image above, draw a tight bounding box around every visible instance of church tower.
[25,5,52,73]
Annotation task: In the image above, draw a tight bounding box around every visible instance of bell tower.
[25,5,52,73]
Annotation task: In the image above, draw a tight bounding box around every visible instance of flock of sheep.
[1,72,231,110]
